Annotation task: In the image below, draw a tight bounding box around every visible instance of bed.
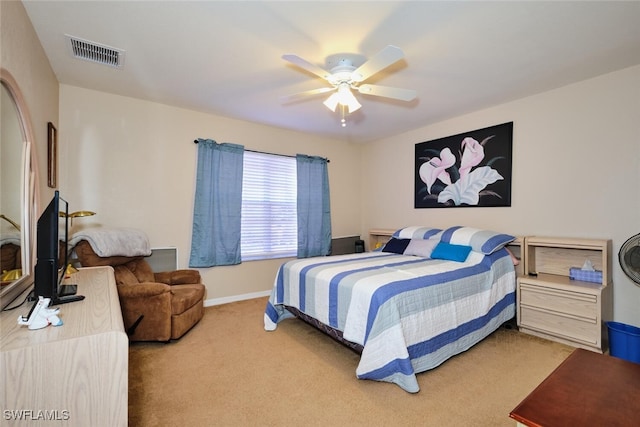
[264,226,517,393]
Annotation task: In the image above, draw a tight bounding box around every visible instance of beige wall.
[5,0,639,325]
[59,86,363,303]
[0,0,58,305]
[361,65,640,325]
[0,0,59,204]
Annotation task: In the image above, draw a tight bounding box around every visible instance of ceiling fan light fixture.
[323,93,340,112]
[345,95,362,113]
[338,85,362,113]
[323,84,361,113]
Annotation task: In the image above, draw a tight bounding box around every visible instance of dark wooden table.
[509,348,640,426]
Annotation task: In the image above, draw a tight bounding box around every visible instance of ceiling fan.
[281,45,417,117]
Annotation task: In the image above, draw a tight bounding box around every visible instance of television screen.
[33,191,84,305]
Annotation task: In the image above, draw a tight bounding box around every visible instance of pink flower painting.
[414,122,513,208]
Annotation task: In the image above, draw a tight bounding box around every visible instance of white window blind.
[241,151,297,260]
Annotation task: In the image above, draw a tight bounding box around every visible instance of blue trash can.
[607,321,640,364]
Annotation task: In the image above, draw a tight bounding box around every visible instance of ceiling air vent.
[66,35,125,68]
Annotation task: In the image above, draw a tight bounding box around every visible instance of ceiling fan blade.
[351,45,405,83]
[282,54,331,81]
[280,87,336,103]
[357,84,417,102]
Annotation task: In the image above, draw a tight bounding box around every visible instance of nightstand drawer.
[520,306,599,346]
[519,282,597,320]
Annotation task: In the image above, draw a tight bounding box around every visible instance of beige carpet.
[128,297,574,426]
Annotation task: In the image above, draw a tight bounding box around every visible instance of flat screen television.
[33,191,84,305]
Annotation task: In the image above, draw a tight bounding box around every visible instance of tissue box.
[569,267,603,284]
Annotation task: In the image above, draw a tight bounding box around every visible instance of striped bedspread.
[264,249,516,392]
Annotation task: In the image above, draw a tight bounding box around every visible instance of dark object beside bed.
[285,305,364,354]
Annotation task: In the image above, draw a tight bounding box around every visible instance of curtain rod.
[193,139,329,162]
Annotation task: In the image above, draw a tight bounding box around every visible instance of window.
[241,151,297,260]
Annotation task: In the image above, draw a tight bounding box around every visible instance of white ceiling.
[22,1,640,143]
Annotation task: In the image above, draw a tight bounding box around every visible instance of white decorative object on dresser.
[0,266,128,426]
[517,236,613,353]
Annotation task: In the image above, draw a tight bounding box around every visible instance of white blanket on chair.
[69,227,152,257]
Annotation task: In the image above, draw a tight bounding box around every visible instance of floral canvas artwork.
[415,122,513,208]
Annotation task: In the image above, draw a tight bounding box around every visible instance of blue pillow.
[430,242,472,262]
[382,238,411,254]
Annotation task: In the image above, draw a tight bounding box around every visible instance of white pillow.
[403,239,438,258]
[440,226,515,255]
[392,226,442,240]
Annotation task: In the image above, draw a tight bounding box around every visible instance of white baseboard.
[203,290,271,307]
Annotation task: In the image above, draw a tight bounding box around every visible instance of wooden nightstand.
[368,229,395,251]
[517,236,613,353]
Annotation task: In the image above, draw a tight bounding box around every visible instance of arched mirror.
[1,68,36,309]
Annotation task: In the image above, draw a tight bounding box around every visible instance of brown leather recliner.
[74,240,205,341]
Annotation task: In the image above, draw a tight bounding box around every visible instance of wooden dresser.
[0,266,128,426]
[510,348,640,426]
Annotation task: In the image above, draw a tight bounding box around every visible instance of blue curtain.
[189,139,244,267]
[296,154,331,258]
